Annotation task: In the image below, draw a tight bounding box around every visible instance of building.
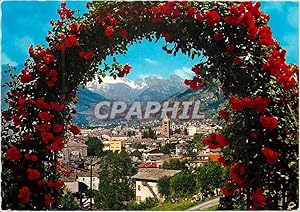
[133,168,181,202]
[103,140,122,152]
[62,141,88,162]
[187,125,197,136]
[109,140,122,152]
[77,172,99,190]
[161,115,171,138]
[142,149,170,167]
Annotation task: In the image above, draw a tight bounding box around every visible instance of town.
[60,115,224,210]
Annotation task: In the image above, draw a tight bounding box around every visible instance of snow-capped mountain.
[86,74,185,102]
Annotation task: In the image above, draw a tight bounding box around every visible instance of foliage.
[127,197,158,210]
[85,136,104,157]
[132,142,146,150]
[162,158,187,170]
[1,1,298,210]
[149,198,197,211]
[142,127,157,139]
[157,176,171,199]
[94,151,137,210]
[131,149,142,158]
[61,192,80,210]
[196,161,226,196]
[160,143,176,154]
[169,171,197,198]
[191,133,204,150]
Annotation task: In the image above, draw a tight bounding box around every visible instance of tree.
[160,143,176,154]
[192,133,204,150]
[85,137,104,157]
[142,127,157,139]
[162,159,187,170]
[169,171,196,198]
[196,161,225,196]
[157,176,171,199]
[94,151,137,210]
[131,149,142,159]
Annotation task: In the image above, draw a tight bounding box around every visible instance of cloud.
[144,58,159,65]
[138,74,162,79]
[1,53,18,66]
[287,6,299,28]
[14,36,34,55]
[173,66,193,79]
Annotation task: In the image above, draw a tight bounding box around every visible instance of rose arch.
[1,1,298,210]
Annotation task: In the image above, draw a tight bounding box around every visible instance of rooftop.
[133,168,181,181]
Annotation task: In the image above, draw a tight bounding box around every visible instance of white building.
[187,126,197,136]
[77,172,99,190]
[133,168,181,203]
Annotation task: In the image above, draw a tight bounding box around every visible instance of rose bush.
[1,1,298,210]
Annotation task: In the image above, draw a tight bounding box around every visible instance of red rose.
[203,133,228,149]
[41,132,55,143]
[259,115,278,130]
[30,154,38,162]
[27,168,41,181]
[50,102,64,111]
[64,34,78,48]
[229,163,246,186]
[196,13,204,22]
[205,10,221,26]
[251,188,266,207]
[6,146,22,161]
[229,97,244,111]
[36,123,52,132]
[123,64,132,73]
[218,109,229,121]
[213,32,223,41]
[70,22,79,34]
[44,193,54,205]
[107,15,117,26]
[70,125,80,135]
[221,181,237,196]
[191,65,200,75]
[47,137,64,151]
[65,169,71,177]
[43,54,55,65]
[19,70,32,83]
[18,186,30,204]
[79,50,94,60]
[218,156,231,166]
[120,28,128,38]
[187,6,196,15]
[226,43,235,53]
[261,147,279,165]
[22,132,32,141]
[105,26,114,37]
[53,124,63,133]
[233,56,242,65]
[38,112,55,121]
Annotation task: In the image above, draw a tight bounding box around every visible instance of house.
[133,168,181,202]
[142,149,170,167]
[77,171,99,190]
[62,141,88,162]
[187,125,197,136]
[102,140,122,152]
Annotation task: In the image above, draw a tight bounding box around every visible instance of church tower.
[161,115,171,138]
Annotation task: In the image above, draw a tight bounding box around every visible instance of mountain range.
[1,66,224,127]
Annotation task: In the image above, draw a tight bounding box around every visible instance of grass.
[150,196,218,211]
[150,199,197,211]
[206,205,218,211]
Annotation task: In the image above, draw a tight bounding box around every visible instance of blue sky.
[1,1,299,81]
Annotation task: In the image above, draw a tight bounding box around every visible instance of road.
[186,197,220,211]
